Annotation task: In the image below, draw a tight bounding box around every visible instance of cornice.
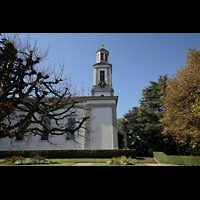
[93,62,112,67]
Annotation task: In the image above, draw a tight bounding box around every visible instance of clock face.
[98,81,106,89]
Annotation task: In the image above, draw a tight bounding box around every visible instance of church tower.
[91,44,114,96]
[85,44,118,150]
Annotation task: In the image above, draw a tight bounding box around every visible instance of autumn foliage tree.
[160,46,200,149]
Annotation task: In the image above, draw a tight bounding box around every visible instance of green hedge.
[0,149,136,159]
[153,152,200,166]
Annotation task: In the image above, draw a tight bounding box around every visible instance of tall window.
[16,134,23,140]
[16,123,25,140]
[0,120,2,136]
[101,53,104,60]
[41,118,51,140]
[16,127,23,140]
[100,71,105,82]
[67,118,75,140]
[105,54,107,61]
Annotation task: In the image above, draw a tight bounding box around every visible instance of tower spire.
[101,44,105,49]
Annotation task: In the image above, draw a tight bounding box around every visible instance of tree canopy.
[160,46,200,149]
[0,34,89,147]
[118,75,177,156]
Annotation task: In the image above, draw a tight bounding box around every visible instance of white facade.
[0,104,87,150]
[91,107,113,149]
[0,45,118,150]
[86,97,118,149]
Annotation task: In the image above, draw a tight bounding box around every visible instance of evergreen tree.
[117,118,126,149]
[138,75,171,156]
[123,107,141,149]
[117,75,177,156]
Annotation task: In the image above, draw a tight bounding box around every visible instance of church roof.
[24,95,118,105]
[96,48,109,55]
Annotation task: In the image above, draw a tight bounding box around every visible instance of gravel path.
[72,163,93,166]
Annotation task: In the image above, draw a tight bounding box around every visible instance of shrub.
[108,157,121,165]
[120,155,133,165]
[153,151,200,166]
[0,149,136,159]
[108,156,135,165]
[3,157,15,165]
[33,154,45,161]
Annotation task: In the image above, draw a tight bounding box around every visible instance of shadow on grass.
[91,163,148,166]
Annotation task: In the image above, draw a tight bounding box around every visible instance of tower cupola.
[96,44,109,63]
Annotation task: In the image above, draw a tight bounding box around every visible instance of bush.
[0,149,136,159]
[153,152,200,166]
[108,156,135,165]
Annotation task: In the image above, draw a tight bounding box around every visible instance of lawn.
[27,163,75,166]
[53,158,148,166]
[91,163,148,166]
[0,163,75,166]
[0,158,148,166]
[56,158,148,166]
[56,158,111,163]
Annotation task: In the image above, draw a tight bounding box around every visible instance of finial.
[101,44,105,49]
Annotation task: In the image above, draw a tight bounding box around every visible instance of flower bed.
[107,156,135,165]
[3,154,61,165]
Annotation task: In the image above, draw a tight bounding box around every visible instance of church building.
[0,45,119,150]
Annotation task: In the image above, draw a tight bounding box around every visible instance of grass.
[56,158,111,163]
[0,162,75,166]
[0,158,148,166]
[91,163,148,166]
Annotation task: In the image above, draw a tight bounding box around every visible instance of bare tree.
[0,34,90,148]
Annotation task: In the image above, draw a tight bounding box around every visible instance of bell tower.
[91,44,114,96]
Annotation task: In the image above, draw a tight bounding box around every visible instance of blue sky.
[14,33,200,118]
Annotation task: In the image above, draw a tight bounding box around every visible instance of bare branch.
[0,34,91,149]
